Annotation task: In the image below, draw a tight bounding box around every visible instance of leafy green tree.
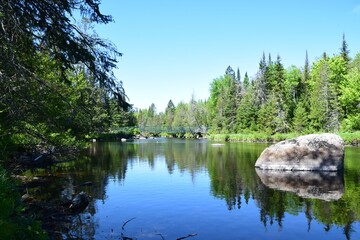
[350,53,360,71]
[165,100,176,131]
[284,65,303,121]
[173,102,190,133]
[339,68,360,131]
[309,58,340,131]
[0,0,130,150]
[208,72,240,133]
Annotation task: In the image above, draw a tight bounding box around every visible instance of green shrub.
[0,167,47,240]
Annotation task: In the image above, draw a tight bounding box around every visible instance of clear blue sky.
[95,0,360,112]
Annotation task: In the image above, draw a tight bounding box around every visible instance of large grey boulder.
[255,133,344,171]
[256,169,344,201]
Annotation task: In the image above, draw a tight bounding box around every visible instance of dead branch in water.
[155,233,166,240]
[122,217,136,230]
[176,233,198,240]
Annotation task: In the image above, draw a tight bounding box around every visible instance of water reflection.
[26,140,360,239]
[255,169,344,201]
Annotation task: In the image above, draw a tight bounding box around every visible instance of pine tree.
[225,65,236,80]
[340,33,350,65]
[259,52,267,73]
[293,100,308,133]
[309,59,333,131]
[243,72,250,91]
[235,67,242,100]
[236,68,241,82]
[268,53,272,66]
[304,50,310,83]
[254,53,269,105]
[223,75,238,132]
[236,87,258,131]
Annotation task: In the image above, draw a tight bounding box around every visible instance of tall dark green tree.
[225,65,236,80]
[243,72,250,91]
[341,33,351,65]
[253,54,268,106]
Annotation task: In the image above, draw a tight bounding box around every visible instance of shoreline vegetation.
[88,129,360,146]
[208,131,360,146]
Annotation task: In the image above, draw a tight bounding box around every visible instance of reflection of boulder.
[255,133,344,171]
[255,169,344,201]
[69,192,90,213]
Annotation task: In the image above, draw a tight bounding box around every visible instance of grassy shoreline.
[208,132,360,146]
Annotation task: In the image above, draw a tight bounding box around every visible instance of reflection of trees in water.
[200,143,360,239]
[37,141,360,239]
[207,143,264,210]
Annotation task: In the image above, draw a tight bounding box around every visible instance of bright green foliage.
[309,59,332,130]
[172,102,189,133]
[339,68,360,131]
[257,94,277,134]
[136,37,360,135]
[284,66,303,120]
[164,100,176,131]
[292,100,309,133]
[350,53,360,71]
[328,55,348,93]
[236,87,258,131]
[208,71,241,133]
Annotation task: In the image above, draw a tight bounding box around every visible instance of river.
[25,138,360,239]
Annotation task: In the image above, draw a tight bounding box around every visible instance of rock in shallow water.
[255,133,344,171]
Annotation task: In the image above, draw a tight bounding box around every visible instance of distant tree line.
[136,34,359,136]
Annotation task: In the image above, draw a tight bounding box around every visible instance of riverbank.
[208,131,360,146]
[0,166,47,239]
[0,144,86,239]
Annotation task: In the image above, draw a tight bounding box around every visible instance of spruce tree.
[225,65,236,80]
[293,100,308,133]
[340,33,350,65]
[259,52,267,73]
[309,59,331,131]
[243,72,250,91]
[236,68,241,82]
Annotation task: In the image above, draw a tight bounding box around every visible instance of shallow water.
[27,139,360,239]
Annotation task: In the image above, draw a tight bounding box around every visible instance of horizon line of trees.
[135,34,359,135]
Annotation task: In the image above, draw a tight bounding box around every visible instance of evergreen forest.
[136,35,359,139]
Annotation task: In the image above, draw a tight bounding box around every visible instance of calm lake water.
[28,139,360,239]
